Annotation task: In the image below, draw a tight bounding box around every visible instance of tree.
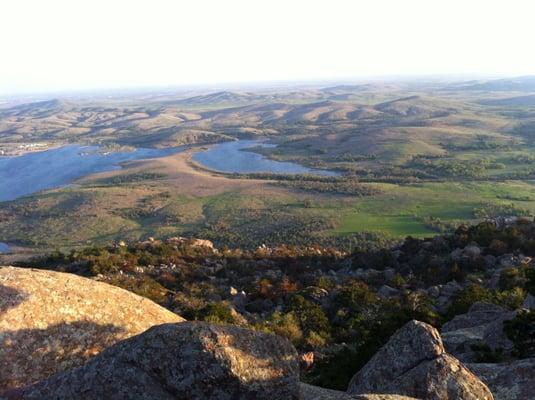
[288,295,330,346]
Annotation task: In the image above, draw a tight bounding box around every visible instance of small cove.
[192,140,337,176]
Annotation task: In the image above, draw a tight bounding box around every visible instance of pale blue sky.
[1,0,534,95]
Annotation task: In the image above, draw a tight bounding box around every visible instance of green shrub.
[304,343,378,391]
[495,287,526,310]
[196,302,237,325]
[447,284,494,319]
[504,309,535,358]
[499,267,525,291]
[288,295,331,346]
[268,311,303,345]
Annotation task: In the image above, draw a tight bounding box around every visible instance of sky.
[1,0,535,95]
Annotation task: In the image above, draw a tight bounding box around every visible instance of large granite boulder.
[0,266,184,390]
[347,320,493,400]
[8,322,300,400]
[468,359,535,400]
[441,302,515,362]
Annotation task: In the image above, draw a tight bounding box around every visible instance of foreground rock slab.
[0,266,184,390]
[468,359,535,400]
[8,322,300,400]
[300,383,419,399]
[347,320,493,400]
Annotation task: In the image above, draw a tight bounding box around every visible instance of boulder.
[0,266,184,390]
[440,280,463,297]
[441,302,515,362]
[9,322,299,400]
[300,384,418,400]
[483,255,496,268]
[302,286,330,303]
[229,286,239,296]
[190,238,214,249]
[347,320,493,400]
[463,245,481,260]
[377,285,399,298]
[468,358,535,400]
[450,248,463,261]
[231,291,247,310]
[433,281,463,313]
[523,293,535,309]
[300,351,315,371]
[494,254,530,270]
[383,268,396,282]
[427,285,440,298]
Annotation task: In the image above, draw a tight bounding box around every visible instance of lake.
[0,140,336,203]
[192,140,337,176]
[0,144,185,202]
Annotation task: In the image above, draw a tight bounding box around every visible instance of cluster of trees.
[441,136,513,151]
[410,157,492,178]
[96,172,166,185]
[472,203,531,219]
[276,178,378,196]
[231,172,381,195]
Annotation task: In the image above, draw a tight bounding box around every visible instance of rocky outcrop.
[426,280,463,314]
[300,384,419,399]
[9,322,299,400]
[347,320,444,393]
[467,359,535,400]
[0,266,184,390]
[347,320,493,400]
[441,302,515,362]
[167,236,214,249]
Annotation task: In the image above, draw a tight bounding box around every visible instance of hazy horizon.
[1,73,523,100]
[2,0,535,96]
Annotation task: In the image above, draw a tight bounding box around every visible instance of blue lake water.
[192,140,337,176]
[0,242,9,253]
[0,145,185,202]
